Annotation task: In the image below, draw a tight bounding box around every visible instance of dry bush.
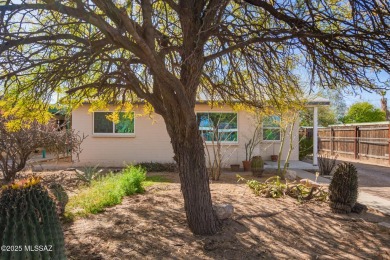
[0,118,86,182]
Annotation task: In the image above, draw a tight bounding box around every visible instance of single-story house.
[71,99,329,167]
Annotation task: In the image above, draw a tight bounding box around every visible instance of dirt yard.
[11,170,390,259]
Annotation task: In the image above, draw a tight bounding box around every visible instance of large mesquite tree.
[0,0,389,235]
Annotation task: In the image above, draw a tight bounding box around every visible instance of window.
[93,112,134,135]
[263,115,281,141]
[196,112,238,143]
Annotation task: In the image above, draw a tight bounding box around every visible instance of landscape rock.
[285,170,297,180]
[203,240,218,251]
[213,203,234,220]
[351,202,368,214]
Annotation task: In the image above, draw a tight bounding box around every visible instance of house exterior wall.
[71,104,299,167]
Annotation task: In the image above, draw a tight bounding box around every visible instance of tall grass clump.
[65,166,146,219]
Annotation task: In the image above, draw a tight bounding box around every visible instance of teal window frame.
[262,115,281,141]
[93,112,135,135]
[196,112,238,143]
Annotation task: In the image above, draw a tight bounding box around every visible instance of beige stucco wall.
[71,104,299,167]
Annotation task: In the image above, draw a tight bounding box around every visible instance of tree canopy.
[1,0,389,235]
[300,106,337,127]
[342,102,386,123]
[318,89,347,122]
[1,0,389,114]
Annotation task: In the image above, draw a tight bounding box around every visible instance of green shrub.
[299,137,313,160]
[120,165,146,195]
[143,175,171,187]
[65,165,146,219]
[135,162,176,172]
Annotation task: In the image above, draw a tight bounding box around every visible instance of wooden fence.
[317,123,390,165]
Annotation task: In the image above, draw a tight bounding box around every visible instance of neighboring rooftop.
[306,97,331,106]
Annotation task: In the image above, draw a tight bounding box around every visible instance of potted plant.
[243,125,262,171]
[271,142,278,162]
[230,164,240,171]
[251,156,264,177]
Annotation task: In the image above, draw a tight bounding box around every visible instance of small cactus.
[251,156,264,177]
[48,183,69,217]
[0,177,66,259]
[329,163,359,214]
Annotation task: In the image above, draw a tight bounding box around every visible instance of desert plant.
[0,177,66,259]
[318,153,338,176]
[0,117,86,182]
[244,124,262,161]
[260,108,301,179]
[48,182,69,217]
[204,135,223,181]
[277,111,300,178]
[202,114,237,181]
[329,162,359,213]
[45,128,88,162]
[237,175,328,202]
[250,156,264,177]
[287,182,328,202]
[242,175,287,198]
[65,165,146,218]
[75,165,103,184]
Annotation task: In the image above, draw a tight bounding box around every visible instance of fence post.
[388,124,390,165]
[330,127,334,155]
[354,126,358,159]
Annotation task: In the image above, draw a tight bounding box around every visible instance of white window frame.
[262,115,281,142]
[92,111,135,138]
[196,111,239,145]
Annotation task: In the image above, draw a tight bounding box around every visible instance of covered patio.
[306,97,331,166]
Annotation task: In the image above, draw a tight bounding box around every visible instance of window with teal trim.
[196,112,238,142]
[262,115,281,141]
[94,112,134,134]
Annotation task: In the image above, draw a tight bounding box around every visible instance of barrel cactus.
[0,177,66,259]
[329,163,359,214]
[251,156,264,177]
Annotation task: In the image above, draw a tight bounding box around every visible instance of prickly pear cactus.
[0,177,67,259]
[48,183,69,217]
[329,163,359,214]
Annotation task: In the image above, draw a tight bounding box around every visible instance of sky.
[342,90,390,107]
[340,70,390,108]
[305,68,390,109]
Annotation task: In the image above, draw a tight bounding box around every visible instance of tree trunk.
[165,114,221,235]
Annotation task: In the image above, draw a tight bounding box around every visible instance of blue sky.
[342,90,390,107]
[305,68,390,108]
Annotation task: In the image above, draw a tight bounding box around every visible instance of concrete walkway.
[265,160,319,171]
[294,169,390,216]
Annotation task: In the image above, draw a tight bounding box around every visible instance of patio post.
[313,106,318,166]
